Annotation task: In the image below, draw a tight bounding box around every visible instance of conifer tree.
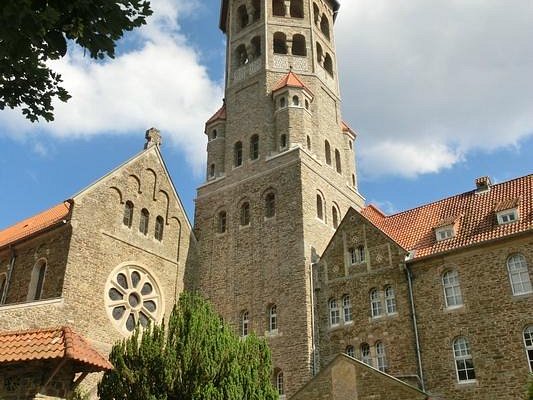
[98,292,278,400]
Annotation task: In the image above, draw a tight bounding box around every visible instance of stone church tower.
[192,0,364,396]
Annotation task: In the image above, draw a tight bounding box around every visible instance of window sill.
[512,291,533,298]
[0,297,64,311]
[456,380,477,387]
[265,329,280,338]
[444,304,464,312]
[239,224,251,230]
[264,216,276,222]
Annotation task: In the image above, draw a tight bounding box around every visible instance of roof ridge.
[381,174,532,219]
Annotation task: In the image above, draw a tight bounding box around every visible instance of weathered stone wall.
[412,234,533,399]
[316,209,420,381]
[0,226,71,306]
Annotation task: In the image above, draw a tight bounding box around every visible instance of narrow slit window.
[139,208,149,235]
[123,201,134,228]
[155,216,164,241]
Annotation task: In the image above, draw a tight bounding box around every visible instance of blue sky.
[1,0,532,229]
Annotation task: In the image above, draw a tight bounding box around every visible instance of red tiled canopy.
[0,326,112,372]
[0,201,71,249]
[272,70,313,95]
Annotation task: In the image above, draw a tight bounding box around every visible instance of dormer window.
[436,226,455,241]
[497,208,519,225]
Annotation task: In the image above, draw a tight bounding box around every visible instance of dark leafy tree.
[0,0,152,122]
[98,292,278,400]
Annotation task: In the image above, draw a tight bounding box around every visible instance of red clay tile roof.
[0,201,71,249]
[0,326,112,372]
[272,71,313,95]
[494,197,520,212]
[205,103,227,128]
[362,175,533,260]
[341,121,356,139]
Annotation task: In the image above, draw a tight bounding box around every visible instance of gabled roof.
[272,71,313,97]
[361,175,533,260]
[0,201,71,250]
[0,326,112,372]
[205,103,227,129]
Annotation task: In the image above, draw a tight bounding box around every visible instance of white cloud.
[336,0,533,178]
[0,0,223,174]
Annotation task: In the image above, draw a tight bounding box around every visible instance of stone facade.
[0,142,194,396]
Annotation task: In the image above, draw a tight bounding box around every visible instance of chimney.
[475,176,492,193]
[144,128,162,149]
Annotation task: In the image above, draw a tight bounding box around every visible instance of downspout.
[406,263,425,392]
[309,260,318,375]
[1,247,16,304]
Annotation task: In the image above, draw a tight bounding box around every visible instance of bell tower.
[193,0,365,396]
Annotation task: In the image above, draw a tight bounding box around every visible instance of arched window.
[27,259,46,301]
[211,129,218,140]
[324,53,334,76]
[237,5,249,29]
[272,0,285,16]
[218,211,227,233]
[329,298,340,326]
[320,14,330,40]
[123,201,134,228]
[292,95,300,106]
[335,149,342,173]
[316,42,324,65]
[507,254,532,295]
[269,304,277,332]
[235,44,249,66]
[360,343,372,366]
[276,370,285,396]
[453,337,476,382]
[524,326,533,371]
[313,3,320,25]
[376,342,387,372]
[155,216,164,241]
[442,270,463,308]
[240,202,251,226]
[306,135,312,150]
[385,286,397,314]
[250,134,259,160]
[241,310,250,336]
[342,294,352,323]
[265,192,276,218]
[279,134,288,149]
[290,0,304,18]
[0,273,7,304]
[292,34,306,56]
[279,97,286,108]
[370,289,382,318]
[345,345,355,358]
[252,0,261,21]
[316,193,324,220]
[209,163,216,179]
[234,141,243,167]
[324,140,331,165]
[139,208,149,235]
[332,205,339,228]
[273,32,288,54]
[251,36,262,58]
[352,174,356,187]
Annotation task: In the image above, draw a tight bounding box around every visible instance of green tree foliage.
[0,0,152,122]
[98,292,278,400]
[528,374,533,400]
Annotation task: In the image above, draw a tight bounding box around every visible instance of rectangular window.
[497,209,519,225]
[436,226,454,241]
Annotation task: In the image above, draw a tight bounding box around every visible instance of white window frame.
[497,208,519,225]
[507,254,532,296]
[269,305,278,332]
[349,245,365,265]
[342,295,352,323]
[376,342,387,372]
[385,286,397,315]
[370,289,382,318]
[442,270,463,308]
[453,337,476,383]
[241,311,249,337]
[276,371,285,397]
[436,226,455,241]
[329,299,340,327]
[360,343,372,366]
[345,345,355,358]
[523,326,533,372]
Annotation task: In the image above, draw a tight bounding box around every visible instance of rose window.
[105,265,162,334]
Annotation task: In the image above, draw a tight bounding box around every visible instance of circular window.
[104,264,163,334]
